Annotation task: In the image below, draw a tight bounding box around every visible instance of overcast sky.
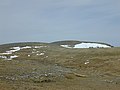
[0,0,120,46]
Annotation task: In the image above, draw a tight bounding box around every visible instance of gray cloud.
[0,0,120,46]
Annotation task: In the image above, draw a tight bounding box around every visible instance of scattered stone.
[73,73,87,78]
[28,55,31,57]
[84,60,90,65]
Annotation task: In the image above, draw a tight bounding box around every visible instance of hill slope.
[0,41,120,90]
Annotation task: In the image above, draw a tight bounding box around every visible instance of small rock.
[73,73,87,78]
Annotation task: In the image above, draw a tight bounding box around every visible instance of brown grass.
[0,43,120,90]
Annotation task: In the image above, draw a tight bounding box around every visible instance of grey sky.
[0,0,120,46]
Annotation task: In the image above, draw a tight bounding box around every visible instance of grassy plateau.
[0,41,120,90]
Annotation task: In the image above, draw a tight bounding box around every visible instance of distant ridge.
[0,40,113,49]
[51,40,113,47]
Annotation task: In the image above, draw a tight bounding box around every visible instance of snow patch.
[40,53,44,55]
[6,47,21,54]
[28,55,31,57]
[11,47,21,51]
[60,45,72,48]
[34,46,47,49]
[45,56,48,58]
[74,43,111,48]
[10,55,18,59]
[61,43,111,48]
[0,55,18,60]
[0,46,32,60]
[36,53,44,56]
[0,46,32,55]
[33,49,36,51]
[21,46,32,49]
[0,56,7,59]
[85,62,89,64]
[84,62,89,65]
[32,51,35,54]
[84,60,90,65]
[36,51,40,53]
[0,52,12,55]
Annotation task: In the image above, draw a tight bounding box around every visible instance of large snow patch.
[61,43,111,48]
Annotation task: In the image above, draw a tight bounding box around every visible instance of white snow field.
[61,42,111,48]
